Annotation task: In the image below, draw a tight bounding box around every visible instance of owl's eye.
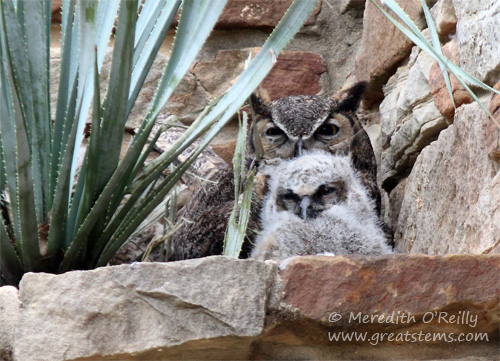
[265,127,285,137]
[316,124,339,138]
[317,184,337,196]
[281,190,299,202]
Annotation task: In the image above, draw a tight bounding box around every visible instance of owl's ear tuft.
[333,81,367,113]
[250,93,271,117]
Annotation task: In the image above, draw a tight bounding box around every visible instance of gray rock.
[452,0,500,84]
[378,44,450,191]
[0,286,20,361]
[338,0,365,13]
[430,0,457,36]
[395,102,500,254]
[13,257,278,361]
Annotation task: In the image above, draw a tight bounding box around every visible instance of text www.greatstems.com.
[328,331,489,346]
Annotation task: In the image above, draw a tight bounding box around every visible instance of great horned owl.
[169,82,381,261]
[249,82,380,213]
[251,151,392,262]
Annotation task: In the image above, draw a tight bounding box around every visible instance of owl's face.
[249,82,366,162]
[265,151,361,220]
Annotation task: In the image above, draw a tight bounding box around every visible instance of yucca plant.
[0,0,318,286]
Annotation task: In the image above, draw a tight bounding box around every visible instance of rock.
[11,255,500,360]
[51,0,62,23]
[0,286,20,361]
[395,102,500,254]
[263,254,500,360]
[429,39,473,118]
[355,0,426,105]
[211,139,238,165]
[378,43,450,191]
[13,257,278,361]
[382,177,408,234]
[338,0,366,13]
[452,0,500,85]
[430,0,457,37]
[192,48,327,102]
[280,255,499,330]
[487,82,500,163]
[215,0,320,30]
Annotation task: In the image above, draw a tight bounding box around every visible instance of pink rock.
[429,40,472,118]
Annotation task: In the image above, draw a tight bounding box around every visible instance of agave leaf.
[0,212,23,286]
[3,53,41,271]
[22,0,51,218]
[0,9,22,247]
[0,0,46,222]
[223,111,255,258]
[50,0,77,206]
[59,116,157,272]
[69,0,119,192]
[421,0,455,109]
[127,0,181,117]
[144,0,228,123]
[78,0,137,235]
[46,69,83,267]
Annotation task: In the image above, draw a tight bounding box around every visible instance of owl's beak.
[299,196,312,219]
[294,137,304,157]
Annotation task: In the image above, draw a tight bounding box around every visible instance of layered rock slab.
[261,255,499,360]
[10,255,500,360]
[13,257,278,361]
[0,286,20,361]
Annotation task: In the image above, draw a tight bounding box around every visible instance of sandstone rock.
[452,0,500,85]
[14,257,278,361]
[215,0,320,30]
[395,102,500,254]
[211,139,238,165]
[355,0,426,105]
[192,48,327,102]
[51,0,62,23]
[261,254,500,360]
[11,255,500,360]
[280,255,499,331]
[378,43,450,191]
[429,39,473,118]
[0,286,20,361]
[487,82,500,163]
[382,177,408,234]
[430,0,457,37]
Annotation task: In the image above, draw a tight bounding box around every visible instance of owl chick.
[250,151,392,262]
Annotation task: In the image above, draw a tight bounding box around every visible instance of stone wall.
[2,256,499,360]
[353,0,500,255]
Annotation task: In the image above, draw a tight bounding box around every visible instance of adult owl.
[169,81,382,261]
[250,151,391,262]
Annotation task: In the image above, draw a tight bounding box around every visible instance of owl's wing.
[349,123,381,215]
[169,167,261,260]
[169,168,234,260]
